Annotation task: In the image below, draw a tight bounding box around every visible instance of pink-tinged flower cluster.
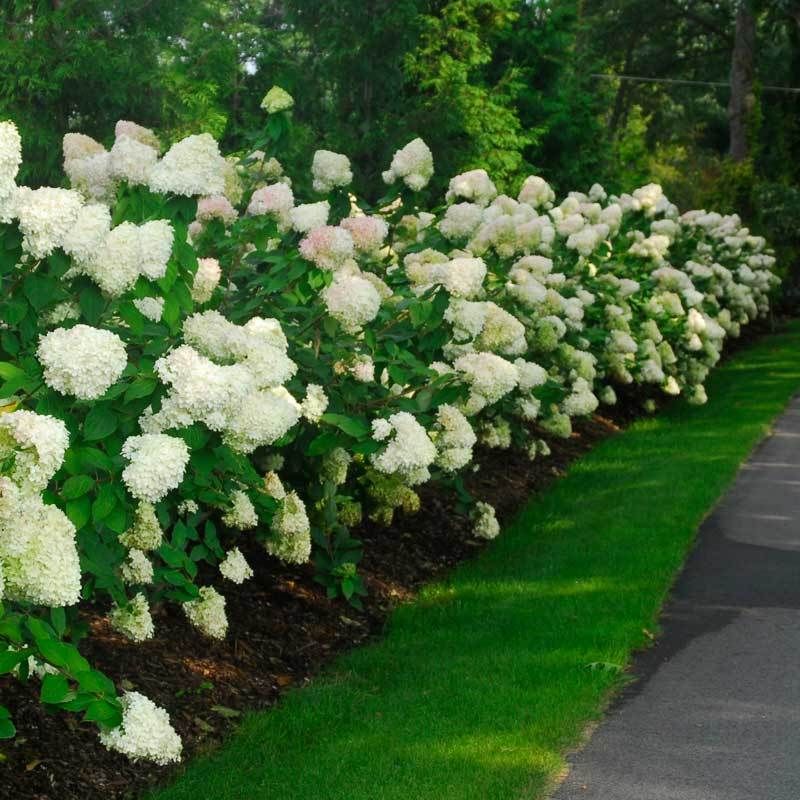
[246,183,294,230]
[299,225,354,270]
[340,216,389,254]
[197,194,238,226]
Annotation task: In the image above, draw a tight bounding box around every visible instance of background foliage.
[1,0,798,272]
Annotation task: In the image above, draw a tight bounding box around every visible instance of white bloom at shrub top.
[219,547,253,584]
[75,218,173,296]
[0,410,69,491]
[37,325,127,400]
[290,200,329,233]
[261,85,294,113]
[115,120,160,151]
[110,592,155,642]
[371,411,437,484]
[0,120,22,219]
[121,434,190,503]
[100,691,182,765]
[472,501,500,540]
[183,585,228,639]
[518,175,555,209]
[0,478,81,607]
[191,256,222,304]
[438,202,484,240]
[322,272,382,333]
[109,135,158,185]
[382,137,434,191]
[267,491,312,564]
[149,133,227,197]
[0,121,21,182]
[446,169,497,207]
[137,220,174,281]
[13,186,83,258]
[312,150,353,193]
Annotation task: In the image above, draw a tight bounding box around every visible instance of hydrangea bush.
[0,100,779,763]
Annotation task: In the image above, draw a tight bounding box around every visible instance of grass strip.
[150,321,800,800]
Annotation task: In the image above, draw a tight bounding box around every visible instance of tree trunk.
[728,0,756,161]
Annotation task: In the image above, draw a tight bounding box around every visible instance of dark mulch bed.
[0,320,773,800]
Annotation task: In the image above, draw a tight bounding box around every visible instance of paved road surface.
[551,396,800,800]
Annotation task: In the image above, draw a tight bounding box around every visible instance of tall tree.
[728,0,756,160]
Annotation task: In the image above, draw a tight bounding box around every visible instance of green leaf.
[61,474,94,500]
[123,378,157,403]
[35,639,90,675]
[320,413,370,439]
[0,362,26,383]
[23,274,66,310]
[83,698,123,728]
[83,405,117,441]
[75,669,116,696]
[78,284,106,325]
[50,608,66,637]
[0,649,25,675]
[0,712,15,739]
[92,484,117,523]
[306,431,344,456]
[40,674,73,705]
[66,495,92,531]
[65,446,114,474]
[104,504,128,534]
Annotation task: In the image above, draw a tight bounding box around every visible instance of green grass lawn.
[149,321,800,800]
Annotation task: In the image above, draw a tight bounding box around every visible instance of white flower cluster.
[371,412,437,485]
[119,503,164,551]
[222,489,258,530]
[66,217,174,297]
[0,478,81,607]
[110,593,155,642]
[0,121,22,221]
[0,410,69,491]
[219,547,253,583]
[312,150,353,193]
[322,273,382,333]
[431,405,477,472]
[37,325,127,400]
[13,187,83,258]
[382,138,434,191]
[149,133,227,197]
[267,491,311,564]
[121,434,190,503]
[100,691,182,765]
[183,585,228,639]
[472,501,500,540]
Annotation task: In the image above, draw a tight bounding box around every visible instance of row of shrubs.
[0,92,778,764]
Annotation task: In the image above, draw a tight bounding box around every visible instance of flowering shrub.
[0,102,779,763]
